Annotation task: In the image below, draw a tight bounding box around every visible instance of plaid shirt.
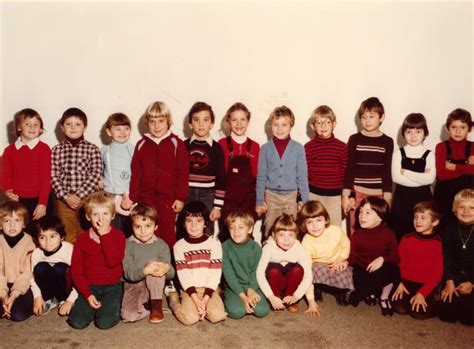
[51,139,102,200]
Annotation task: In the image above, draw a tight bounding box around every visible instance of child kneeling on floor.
[256,214,312,313]
[121,204,174,324]
[222,211,270,319]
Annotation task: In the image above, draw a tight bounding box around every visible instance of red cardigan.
[435,139,474,180]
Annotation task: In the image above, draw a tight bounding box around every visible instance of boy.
[129,101,189,248]
[51,107,102,243]
[342,97,394,234]
[100,112,135,237]
[67,191,125,329]
[256,105,309,238]
[222,211,270,319]
[391,201,442,319]
[305,105,348,227]
[0,201,35,321]
[170,201,227,325]
[434,108,473,221]
[121,204,174,324]
[184,102,226,236]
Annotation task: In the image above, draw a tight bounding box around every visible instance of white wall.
[1,2,472,151]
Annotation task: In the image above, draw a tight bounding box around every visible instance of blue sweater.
[101,141,135,194]
[256,139,309,205]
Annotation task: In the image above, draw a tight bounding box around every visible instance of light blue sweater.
[101,141,134,194]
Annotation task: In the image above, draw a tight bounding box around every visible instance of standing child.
[0,201,35,321]
[129,101,189,248]
[345,196,399,317]
[184,102,226,236]
[31,216,77,316]
[51,107,102,243]
[298,201,352,308]
[342,97,393,235]
[391,113,435,240]
[256,214,313,314]
[218,103,260,241]
[121,204,175,324]
[391,201,442,319]
[256,106,309,238]
[170,201,227,325]
[305,105,348,227]
[222,211,270,319]
[434,109,473,222]
[100,112,135,237]
[1,108,51,233]
[439,189,474,326]
[67,191,125,329]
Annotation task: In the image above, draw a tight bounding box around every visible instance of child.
[67,191,125,329]
[305,105,347,227]
[434,108,474,221]
[256,214,313,313]
[0,201,35,321]
[391,113,435,240]
[0,108,51,233]
[256,106,309,238]
[51,107,102,243]
[218,103,260,241]
[298,201,352,308]
[121,204,175,323]
[100,112,135,237]
[391,201,442,319]
[184,102,226,236]
[222,211,270,319]
[439,188,474,326]
[342,97,393,235]
[31,216,77,316]
[345,196,399,317]
[130,101,189,248]
[170,201,227,325]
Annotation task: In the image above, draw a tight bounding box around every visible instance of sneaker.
[42,298,59,315]
[164,281,177,297]
[149,299,164,323]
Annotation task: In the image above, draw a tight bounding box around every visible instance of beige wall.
[1,2,472,151]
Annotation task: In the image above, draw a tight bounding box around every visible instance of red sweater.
[435,139,474,180]
[398,232,443,297]
[129,134,189,204]
[218,137,260,177]
[348,225,399,269]
[1,141,51,204]
[71,227,125,298]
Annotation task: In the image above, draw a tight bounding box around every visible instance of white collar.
[190,134,213,146]
[15,137,40,150]
[145,130,171,145]
[230,132,247,144]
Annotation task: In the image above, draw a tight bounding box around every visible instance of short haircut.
[269,105,295,127]
[446,108,472,130]
[309,105,336,124]
[453,188,474,212]
[297,200,331,234]
[60,107,88,126]
[130,203,158,224]
[358,97,385,118]
[224,102,251,123]
[105,112,131,129]
[188,101,215,124]
[14,108,44,136]
[144,101,173,128]
[271,214,298,235]
[181,201,210,229]
[0,201,29,227]
[224,211,255,229]
[357,196,390,227]
[83,191,115,217]
[413,200,440,222]
[35,216,66,239]
[401,113,429,137]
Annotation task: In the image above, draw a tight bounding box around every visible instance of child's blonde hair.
[14,108,44,137]
[309,105,336,125]
[83,191,115,217]
[453,188,474,212]
[224,211,255,229]
[0,201,29,227]
[144,101,173,128]
[297,201,331,234]
[271,214,298,235]
[130,203,158,224]
[269,105,295,127]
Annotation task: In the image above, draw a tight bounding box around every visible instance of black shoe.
[336,290,349,306]
[364,294,378,306]
[314,287,323,302]
[345,290,359,307]
[379,299,394,317]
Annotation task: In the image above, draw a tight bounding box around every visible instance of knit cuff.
[185,287,197,297]
[204,288,214,298]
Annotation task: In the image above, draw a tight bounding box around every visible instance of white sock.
[380,283,393,300]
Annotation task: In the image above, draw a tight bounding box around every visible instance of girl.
[346,196,399,317]
[391,113,435,240]
[298,201,352,309]
[218,102,260,242]
[439,188,474,326]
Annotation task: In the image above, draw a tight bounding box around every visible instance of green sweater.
[222,239,261,295]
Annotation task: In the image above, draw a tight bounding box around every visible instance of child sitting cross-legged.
[222,211,270,319]
[121,204,174,324]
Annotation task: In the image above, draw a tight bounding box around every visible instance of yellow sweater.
[301,225,350,264]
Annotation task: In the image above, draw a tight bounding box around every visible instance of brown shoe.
[287,303,299,313]
[149,299,164,323]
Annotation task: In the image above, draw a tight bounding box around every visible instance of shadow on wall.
[6,121,16,144]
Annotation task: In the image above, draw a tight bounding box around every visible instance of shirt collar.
[15,137,40,150]
[129,235,158,244]
[230,132,247,145]
[145,130,171,145]
[190,134,213,146]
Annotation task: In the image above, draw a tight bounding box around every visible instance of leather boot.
[149,299,164,323]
